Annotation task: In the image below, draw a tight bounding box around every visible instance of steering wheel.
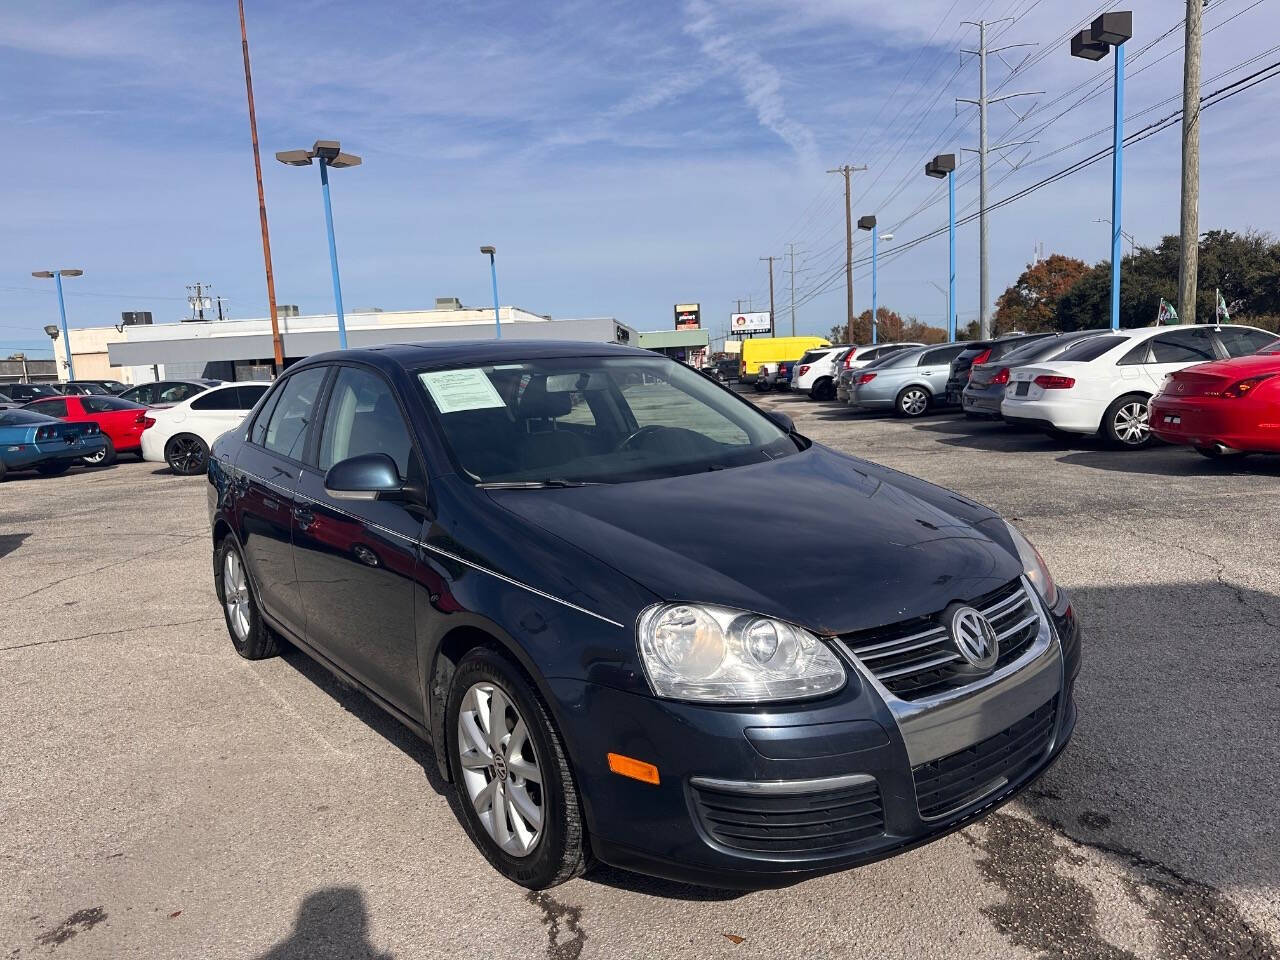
[616,424,666,451]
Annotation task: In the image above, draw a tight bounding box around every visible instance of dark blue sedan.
[0,408,105,481]
[207,340,1080,889]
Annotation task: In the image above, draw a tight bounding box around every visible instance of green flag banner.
[1157,298,1179,324]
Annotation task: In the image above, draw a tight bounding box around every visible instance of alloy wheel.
[1113,401,1150,445]
[222,549,251,642]
[169,437,205,473]
[901,389,929,417]
[83,447,106,465]
[457,682,544,858]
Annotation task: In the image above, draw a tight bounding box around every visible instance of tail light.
[1222,374,1275,399]
[141,416,156,428]
[35,426,56,441]
[797,364,810,376]
[969,349,992,372]
[1034,375,1076,390]
[858,373,877,385]
[843,353,854,369]
[990,367,1010,386]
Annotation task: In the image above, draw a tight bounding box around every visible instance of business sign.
[674,302,701,330]
[730,311,772,335]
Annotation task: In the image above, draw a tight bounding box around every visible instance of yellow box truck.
[740,336,830,389]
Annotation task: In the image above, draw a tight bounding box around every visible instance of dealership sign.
[674,303,701,330]
[730,311,772,335]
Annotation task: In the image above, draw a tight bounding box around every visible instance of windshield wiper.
[478,479,597,489]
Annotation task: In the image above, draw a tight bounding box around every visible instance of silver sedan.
[849,342,968,418]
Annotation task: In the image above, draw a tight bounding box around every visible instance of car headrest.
[516,377,572,419]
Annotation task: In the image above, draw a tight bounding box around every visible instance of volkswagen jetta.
[207,341,1080,889]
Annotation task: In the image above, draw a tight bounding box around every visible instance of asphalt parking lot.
[3,396,1278,960]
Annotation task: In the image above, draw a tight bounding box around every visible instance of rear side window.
[82,396,141,413]
[1149,328,1215,363]
[121,384,155,405]
[236,384,270,409]
[262,367,327,460]
[1215,327,1277,357]
[921,345,965,366]
[190,388,245,411]
[31,398,68,418]
[1058,335,1128,363]
[158,382,204,404]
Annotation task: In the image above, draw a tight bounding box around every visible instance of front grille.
[839,579,1041,701]
[692,779,885,856]
[912,697,1057,819]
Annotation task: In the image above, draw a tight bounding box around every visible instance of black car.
[945,333,1054,406]
[0,382,64,405]
[62,379,128,395]
[208,341,1079,889]
[118,379,221,407]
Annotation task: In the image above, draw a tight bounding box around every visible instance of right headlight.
[1002,520,1060,609]
[637,603,846,703]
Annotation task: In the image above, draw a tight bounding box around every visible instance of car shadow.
[1056,447,1280,478]
[0,532,30,559]
[253,886,392,960]
[910,419,1095,453]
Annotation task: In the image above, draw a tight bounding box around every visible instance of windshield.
[0,409,57,426]
[417,356,796,484]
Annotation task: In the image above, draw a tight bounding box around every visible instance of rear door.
[1140,328,1218,391]
[235,366,329,640]
[292,364,424,714]
[919,344,966,395]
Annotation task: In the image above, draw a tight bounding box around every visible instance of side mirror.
[766,410,795,434]
[324,453,416,502]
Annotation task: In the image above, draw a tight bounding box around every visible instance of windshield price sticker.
[419,368,506,413]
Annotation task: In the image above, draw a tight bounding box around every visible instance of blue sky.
[3,0,1279,356]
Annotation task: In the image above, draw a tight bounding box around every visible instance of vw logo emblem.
[949,605,999,670]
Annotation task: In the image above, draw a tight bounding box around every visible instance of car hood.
[487,445,1021,636]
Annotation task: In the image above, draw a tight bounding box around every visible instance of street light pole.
[925,154,958,341]
[276,140,362,350]
[857,216,879,343]
[481,246,502,339]
[1072,12,1132,331]
[31,269,82,380]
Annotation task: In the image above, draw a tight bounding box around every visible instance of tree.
[993,254,1090,334]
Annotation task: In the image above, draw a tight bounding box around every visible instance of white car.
[790,346,848,399]
[1000,324,1277,448]
[141,382,271,474]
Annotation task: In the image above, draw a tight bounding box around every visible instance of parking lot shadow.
[914,419,1098,454]
[0,532,30,560]
[1029,579,1280,894]
[254,886,392,960]
[1057,447,1280,478]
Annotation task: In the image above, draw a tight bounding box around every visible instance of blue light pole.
[858,215,878,343]
[1072,12,1132,331]
[925,154,958,339]
[31,269,83,380]
[276,140,362,349]
[480,245,502,339]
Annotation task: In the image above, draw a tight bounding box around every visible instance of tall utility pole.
[187,282,210,321]
[1177,0,1203,325]
[787,243,797,336]
[239,0,285,370]
[960,19,1040,339]
[826,164,866,343]
[759,255,778,330]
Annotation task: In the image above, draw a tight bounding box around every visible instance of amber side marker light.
[607,753,660,785]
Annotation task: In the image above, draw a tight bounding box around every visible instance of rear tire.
[82,435,116,467]
[811,378,836,401]
[1101,393,1153,449]
[447,648,587,889]
[35,461,71,476]
[215,537,279,660]
[165,434,209,475]
[896,386,931,418]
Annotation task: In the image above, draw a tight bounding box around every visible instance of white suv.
[790,347,848,399]
[1001,324,1277,448]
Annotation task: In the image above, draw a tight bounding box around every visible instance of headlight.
[1002,520,1059,608]
[637,604,846,703]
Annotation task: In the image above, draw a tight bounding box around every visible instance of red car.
[1150,340,1280,459]
[22,394,149,466]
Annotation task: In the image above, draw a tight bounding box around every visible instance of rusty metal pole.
[239,0,284,370]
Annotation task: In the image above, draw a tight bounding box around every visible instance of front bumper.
[552,596,1080,887]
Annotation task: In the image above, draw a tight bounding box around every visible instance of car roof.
[295,339,652,374]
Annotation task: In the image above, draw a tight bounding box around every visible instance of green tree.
[993,254,1091,334]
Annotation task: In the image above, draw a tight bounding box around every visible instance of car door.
[292,364,424,715]
[236,366,329,640]
[1139,328,1218,392]
[919,344,966,395]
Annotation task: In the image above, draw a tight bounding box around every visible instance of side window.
[82,397,112,413]
[190,389,243,411]
[318,367,413,478]
[127,384,155,405]
[250,388,282,447]
[1150,328,1215,363]
[236,385,269,409]
[920,345,962,366]
[38,399,69,418]
[1216,327,1277,357]
[262,367,327,461]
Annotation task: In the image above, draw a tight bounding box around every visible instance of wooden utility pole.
[787,243,797,336]
[827,164,866,343]
[239,0,285,369]
[1177,0,1202,324]
[759,256,778,331]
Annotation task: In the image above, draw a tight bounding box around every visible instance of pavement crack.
[0,617,220,652]
[0,534,206,605]
[526,890,586,960]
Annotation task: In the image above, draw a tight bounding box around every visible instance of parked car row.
[0,379,268,481]
[782,324,1280,457]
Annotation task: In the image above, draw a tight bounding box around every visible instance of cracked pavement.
[2,396,1278,959]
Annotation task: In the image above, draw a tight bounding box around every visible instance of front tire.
[215,537,279,660]
[896,386,931,418]
[1102,393,1153,449]
[165,434,209,475]
[82,435,116,467]
[447,648,587,889]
